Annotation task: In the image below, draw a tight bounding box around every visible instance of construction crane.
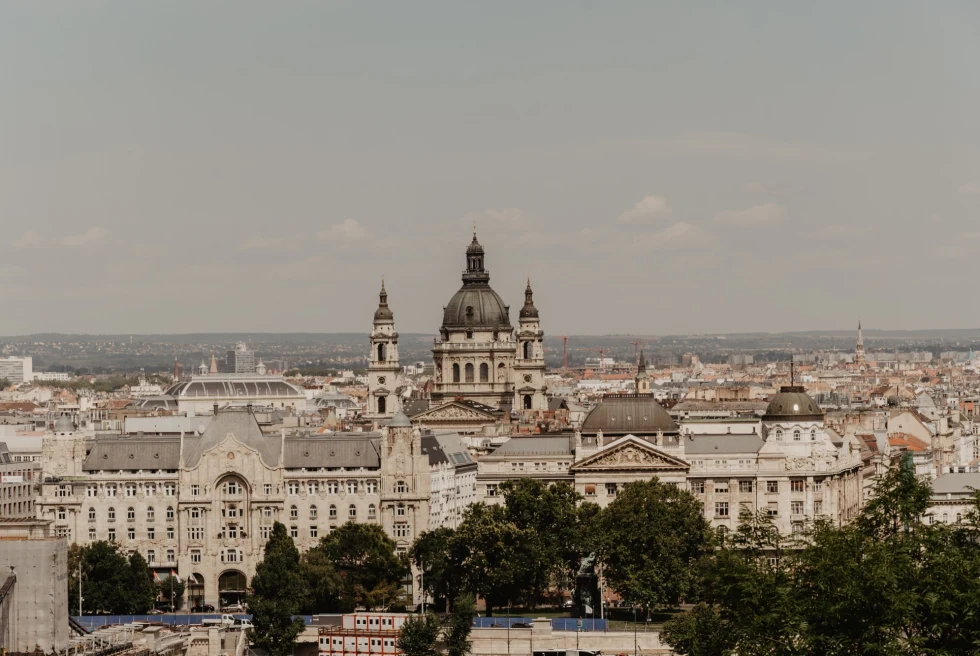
[583,347,607,373]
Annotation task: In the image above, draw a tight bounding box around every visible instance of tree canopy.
[247,522,307,656]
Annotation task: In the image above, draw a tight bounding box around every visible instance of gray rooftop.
[283,437,380,469]
[685,434,764,455]
[182,410,281,469]
[931,472,980,496]
[489,436,573,457]
[84,438,181,471]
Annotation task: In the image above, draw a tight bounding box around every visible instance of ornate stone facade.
[37,408,429,608]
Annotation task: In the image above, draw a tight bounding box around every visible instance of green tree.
[445,593,475,656]
[450,503,528,616]
[662,603,730,656]
[410,527,459,612]
[0,378,11,390]
[156,577,186,611]
[126,552,156,614]
[397,612,441,656]
[247,522,307,656]
[67,543,85,614]
[80,541,131,614]
[300,547,346,613]
[312,522,409,611]
[597,479,713,611]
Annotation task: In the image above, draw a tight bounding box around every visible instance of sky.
[2,2,979,336]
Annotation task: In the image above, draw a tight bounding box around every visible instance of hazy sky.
[2,2,979,336]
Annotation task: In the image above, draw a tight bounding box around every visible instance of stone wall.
[0,538,69,654]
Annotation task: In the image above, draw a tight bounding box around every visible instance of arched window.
[497,362,506,381]
[147,507,155,521]
[523,341,531,359]
[523,395,532,410]
[452,364,460,383]
[290,505,298,519]
[479,363,489,382]
[465,363,474,383]
[793,429,802,441]
[108,507,116,521]
[127,507,135,521]
[310,505,318,519]
[349,504,357,519]
[943,513,949,523]
[377,396,386,414]
[774,429,783,441]
[957,513,962,523]
[377,343,386,361]
[810,428,816,440]
[329,504,337,519]
[88,507,96,521]
[368,504,377,520]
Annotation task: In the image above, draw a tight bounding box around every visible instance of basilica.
[367,230,547,419]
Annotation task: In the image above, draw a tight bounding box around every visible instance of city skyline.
[3,2,979,336]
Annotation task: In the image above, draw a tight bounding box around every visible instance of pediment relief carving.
[574,442,688,471]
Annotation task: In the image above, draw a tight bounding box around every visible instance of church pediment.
[571,436,689,472]
[371,387,391,396]
[411,401,497,422]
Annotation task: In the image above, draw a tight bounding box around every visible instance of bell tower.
[368,279,400,418]
[635,350,651,394]
[513,276,547,412]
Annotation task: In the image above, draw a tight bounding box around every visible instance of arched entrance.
[187,572,206,609]
[218,570,248,608]
[377,396,386,414]
[523,394,532,410]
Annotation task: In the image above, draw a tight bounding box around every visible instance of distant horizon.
[4,326,980,340]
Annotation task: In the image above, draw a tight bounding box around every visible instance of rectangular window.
[290,526,298,538]
[190,550,201,564]
[366,480,378,494]
[605,483,617,496]
[106,485,116,498]
[145,484,155,497]
[125,484,136,497]
[813,479,823,492]
[584,484,596,497]
[739,480,754,493]
[108,528,116,541]
[791,479,805,493]
[326,481,338,494]
[310,526,318,538]
[88,527,96,541]
[347,480,358,494]
[167,528,174,540]
[308,481,318,495]
[87,485,98,498]
[260,526,271,539]
[263,483,272,495]
[128,528,135,540]
[191,485,200,496]
[57,485,71,497]
[164,483,175,497]
[394,523,410,538]
[147,550,156,564]
[766,481,779,494]
[690,481,705,494]
[791,501,805,515]
[814,500,823,515]
[288,481,299,495]
[715,502,729,517]
[148,528,155,540]
[486,484,498,497]
[714,481,729,494]
[766,502,778,517]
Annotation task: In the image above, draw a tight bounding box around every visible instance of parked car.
[191,604,216,613]
[511,622,532,629]
[221,603,245,613]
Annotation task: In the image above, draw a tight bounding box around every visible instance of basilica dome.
[441,233,513,331]
[763,386,823,422]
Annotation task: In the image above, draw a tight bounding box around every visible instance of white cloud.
[236,234,305,252]
[60,227,111,248]
[317,219,370,244]
[13,231,41,249]
[958,182,980,195]
[714,203,786,227]
[635,222,714,251]
[618,195,671,223]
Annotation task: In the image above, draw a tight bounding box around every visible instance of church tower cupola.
[635,350,651,394]
[368,278,401,418]
[519,276,539,319]
[855,320,866,365]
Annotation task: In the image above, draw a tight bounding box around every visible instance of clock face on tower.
[378,376,386,385]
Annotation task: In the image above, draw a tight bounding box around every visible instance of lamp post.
[633,606,637,656]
